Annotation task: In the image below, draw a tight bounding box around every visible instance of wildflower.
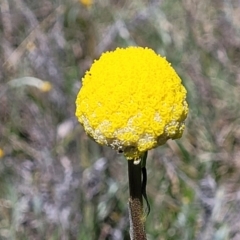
[8,77,52,92]
[75,47,188,159]
[79,0,93,7]
[0,148,4,158]
[40,81,52,92]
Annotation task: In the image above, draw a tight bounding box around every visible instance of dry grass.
[1,0,240,239]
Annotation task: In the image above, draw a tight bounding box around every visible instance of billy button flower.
[76,46,188,239]
[0,148,4,158]
[79,0,93,7]
[75,47,188,160]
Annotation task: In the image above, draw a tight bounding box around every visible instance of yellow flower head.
[75,47,188,159]
[79,0,93,7]
[0,148,4,158]
[40,81,52,92]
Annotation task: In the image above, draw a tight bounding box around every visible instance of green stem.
[128,159,147,240]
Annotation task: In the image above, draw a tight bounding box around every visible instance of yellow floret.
[75,47,188,159]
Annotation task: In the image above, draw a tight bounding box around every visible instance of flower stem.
[128,160,147,240]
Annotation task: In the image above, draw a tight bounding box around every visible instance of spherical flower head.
[40,81,52,92]
[79,0,93,7]
[75,47,188,160]
[0,148,4,158]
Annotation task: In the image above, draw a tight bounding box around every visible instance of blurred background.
[1,0,240,239]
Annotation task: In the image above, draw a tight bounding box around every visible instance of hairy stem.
[128,160,147,240]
